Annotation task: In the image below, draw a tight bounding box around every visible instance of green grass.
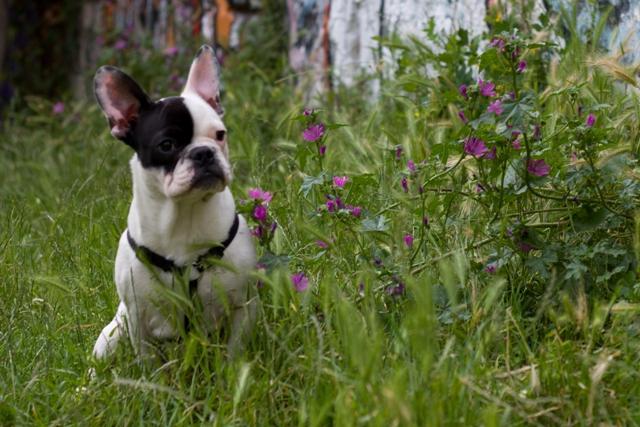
[2,20,640,426]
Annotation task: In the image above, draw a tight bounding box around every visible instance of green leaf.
[564,260,588,281]
[299,173,326,197]
[360,215,388,232]
[258,252,290,270]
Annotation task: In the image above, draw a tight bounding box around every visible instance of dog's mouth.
[191,166,227,190]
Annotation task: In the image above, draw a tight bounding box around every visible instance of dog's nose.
[188,146,215,166]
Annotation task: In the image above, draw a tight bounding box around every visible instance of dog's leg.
[227,296,258,358]
[92,302,127,359]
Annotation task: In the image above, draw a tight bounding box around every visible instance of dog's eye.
[215,130,226,141]
[158,139,175,153]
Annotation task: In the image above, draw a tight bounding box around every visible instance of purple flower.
[512,139,522,150]
[407,160,416,172]
[291,272,309,292]
[52,102,64,115]
[527,159,550,177]
[348,205,362,217]
[333,175,349,188]
[533,125,542,140]
[511,47,521,60]
[475,183,485,193]
[303,123,325,142]
[517,60,527,73]
[253,204,267,222]
[517,241,535,253]
[483,146,496,160]
[326,199,337,212]
[484,262,497,274]
[490,37,506,50]
[315,240,328,249]
[114,39,127,50]
[487,100,503,115]
[478,79,496,97]
[303,108,313,116]
[423,215,430,226]
[319,145,326,156]
[464,137,489,158]
[586,113,596,128]
[403,234,414,248]
[164,46,179,57]
[459,84,468,99]
[458,110,468,124]
[251,226,263,238]
[401,177,409,193]
[248,188,272,203]
[395,145,403,160]
[387,282,405,296]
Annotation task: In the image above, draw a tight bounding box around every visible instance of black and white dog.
[92,45,256,359]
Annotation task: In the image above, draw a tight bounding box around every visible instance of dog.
[92,45,257,360]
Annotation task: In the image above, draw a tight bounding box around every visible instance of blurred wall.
[288,0,640,100]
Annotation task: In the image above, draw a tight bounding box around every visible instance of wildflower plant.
[379,19,639,294]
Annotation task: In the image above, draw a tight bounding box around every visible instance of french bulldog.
[92,45,257,360]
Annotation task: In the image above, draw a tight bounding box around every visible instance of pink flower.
[478,79,496,97]
[483,146,496,160]
[517,60,527,73]
[487,100,503,115]
[517,241,535,253]
[164,46,179,57]
[459,84,468,99]
[403,234,414,248]
[52,102,64,115]
[490,38,505,50]
[395,146,403,160]
[475,183,485,193]
[114,39,127,50]
[302,123,325,142]
[251,226,263,238]
[407,160,416,172]
[348,205,362,217]
[533,125,541,140]
[464,137,489,158]
[512,139,522,150]
[291,272,309,292]
[458,110,468,124]
[326,199,337,212]
[401,177,409,193]
[333,176,348,188]
[319,145,326,156]
[315,240,328,249]
[253,205,267,222]
[527,159,550,177]
[303,108,313,116]
[248,188,272,203]
[586,113,596,127]
[484,262,497,274]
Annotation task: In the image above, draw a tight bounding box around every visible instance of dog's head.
[94,45,231,198]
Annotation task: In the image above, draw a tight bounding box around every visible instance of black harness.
[126,213,240,331]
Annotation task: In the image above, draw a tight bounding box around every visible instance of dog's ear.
[94,66,151,144]
[182,45,224,117]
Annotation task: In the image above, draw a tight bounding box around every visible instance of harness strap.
[126,213,241,332]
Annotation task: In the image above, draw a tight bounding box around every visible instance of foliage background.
[1,0,640,425]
